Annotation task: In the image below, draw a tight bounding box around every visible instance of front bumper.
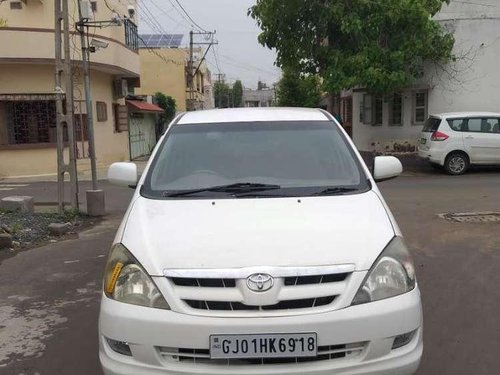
[99,287,422,375]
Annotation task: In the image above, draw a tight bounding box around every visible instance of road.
[0,171,499,374]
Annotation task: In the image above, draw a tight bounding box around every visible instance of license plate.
[210,333,317,359]
[420,138,427,145]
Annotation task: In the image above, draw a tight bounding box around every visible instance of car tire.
[444,152,469,175]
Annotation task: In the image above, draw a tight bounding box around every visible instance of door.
[129,114,157,160]
[462,117,500,164]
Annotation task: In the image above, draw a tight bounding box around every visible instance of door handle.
[465,136,474,139]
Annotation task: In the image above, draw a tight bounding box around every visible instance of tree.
[214,82,232,108]
[153,92,176,138]
[249,0,454,95]
[232,80,243,107]
[277,69,321,107]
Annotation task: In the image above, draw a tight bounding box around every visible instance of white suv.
[100,108,422,375]
[418,112,500,174]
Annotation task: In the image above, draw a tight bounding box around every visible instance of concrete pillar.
[86,190,105,217]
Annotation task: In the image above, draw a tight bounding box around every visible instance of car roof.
[430,112,500,119]
[177,107,331,124]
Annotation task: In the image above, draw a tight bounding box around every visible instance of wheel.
[444,152,469,175]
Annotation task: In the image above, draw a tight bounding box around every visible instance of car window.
[143,121,369,198]
[465,118,494,133]
[492,119,500,133]
[447,118,466,131]
[422,117,441,132]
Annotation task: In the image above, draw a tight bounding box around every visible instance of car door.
[485,117,500,163]
[462,118,496,163]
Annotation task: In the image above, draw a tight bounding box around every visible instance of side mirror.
[373,156,403,182]
[108,162,138,188]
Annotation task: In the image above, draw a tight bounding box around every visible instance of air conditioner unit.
[113,79,128,99]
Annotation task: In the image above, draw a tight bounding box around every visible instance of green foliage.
[232,80,243,107]
[154,92,176,124]
[0,18,7,28]
[250,0,454,95]
[214,82,233,108]
[277,69,321,107]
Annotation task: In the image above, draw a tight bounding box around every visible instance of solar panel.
[139,34,183,49]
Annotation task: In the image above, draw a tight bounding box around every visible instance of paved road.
[0,172,499,375]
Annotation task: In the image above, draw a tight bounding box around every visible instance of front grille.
[284,273,348,286]
[165,265,354,314]
[185,296,336,311]
[171,278,236,288]
[157,342,366,365]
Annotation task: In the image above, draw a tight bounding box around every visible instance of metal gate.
[129,114,157,160]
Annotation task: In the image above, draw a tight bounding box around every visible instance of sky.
[138,0,282,89]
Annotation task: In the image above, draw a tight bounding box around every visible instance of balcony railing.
[124,19,138,51]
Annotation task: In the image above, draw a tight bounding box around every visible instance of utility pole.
[76,0,106,216]
[187,30,218,111]
[77,0,98,191]
[188,30,194,111]
[54,0,78,213]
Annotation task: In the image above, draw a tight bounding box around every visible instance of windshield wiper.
[163,182,282,197]
[312,187,359,196]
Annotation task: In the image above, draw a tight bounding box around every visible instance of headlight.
[352,237,416,305]
[103,243,170,309]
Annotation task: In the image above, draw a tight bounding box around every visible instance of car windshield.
[142,121,369,198]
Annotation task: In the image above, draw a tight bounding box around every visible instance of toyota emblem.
[247,273,274,292]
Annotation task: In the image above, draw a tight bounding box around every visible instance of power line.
[218,53,278,76]
[211,46,223,74]
[138,2,171,37]
[147,0,191,32]
[137,34,184,66]
[172,0,208,32]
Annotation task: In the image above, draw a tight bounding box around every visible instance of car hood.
[121,191,395,276]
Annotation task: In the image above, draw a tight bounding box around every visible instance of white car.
[418,112,500,174]
[100,108,422,375]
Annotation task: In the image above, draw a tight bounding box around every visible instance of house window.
[389,93,403,126]
[413,91,428,124]
[90,1,97,12]
[362,94,372,124]
[6,101,59,144]
[10,2,22,10]
[362,94,383,125]
[113,104,128,132]
[124,19,139,51]
[373,96,383,126]
[96,101,108,122]
[341,97,353,125]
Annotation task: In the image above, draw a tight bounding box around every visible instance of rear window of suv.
[422,117,441,132]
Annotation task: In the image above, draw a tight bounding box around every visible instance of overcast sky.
[139,0,281,89]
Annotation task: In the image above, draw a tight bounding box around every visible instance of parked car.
[100,108,422,375]
[418,112,500,174]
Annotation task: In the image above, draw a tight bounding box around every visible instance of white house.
[339,2,500,153]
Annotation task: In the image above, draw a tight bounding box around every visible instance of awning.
[126,100,164,113]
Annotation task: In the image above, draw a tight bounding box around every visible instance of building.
[242,86,276,108]
[338,2,500,154]
[0,0,140,178]
[136,34,214,112]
